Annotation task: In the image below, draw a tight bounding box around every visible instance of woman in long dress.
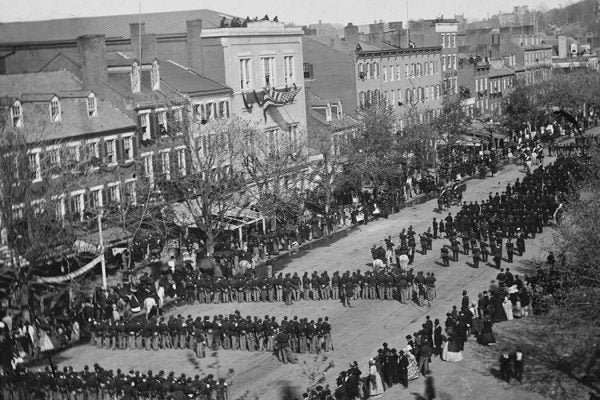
[441,337,463,362]
[38,329,54,353]
[503,296,514,321]
[478,316,496,346]
[367,359,384,399]
[403,346,420,380]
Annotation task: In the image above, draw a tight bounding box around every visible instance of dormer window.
[87,93,97,117]
[151,60,160,91]
[131,61,141,93]
[50,96,61,122]
[11,101,23,128]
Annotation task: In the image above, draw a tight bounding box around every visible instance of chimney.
[77,35,108,91]
[186,20,204,74]
[344,23,359,44]
[130,22,146,61]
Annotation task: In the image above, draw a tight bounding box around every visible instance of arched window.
[11,100,23,128]
[50,96,61,122]
[359,91,366,108]
[373,62,379,78]
[405,89,411,103]
[416,63,421,77]
[366,62,372,79]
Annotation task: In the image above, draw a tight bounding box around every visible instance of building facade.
[356,46,443,126]
[409,19,460,96]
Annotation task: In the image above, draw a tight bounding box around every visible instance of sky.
[0,0,567,26]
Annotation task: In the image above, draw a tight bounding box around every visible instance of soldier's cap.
[265,315,269,320]
[204,316,210,320]
[84,365,89,370]
[246,316,252,320]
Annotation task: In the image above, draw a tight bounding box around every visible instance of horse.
[232,260,252,277]
[372,259,385,272]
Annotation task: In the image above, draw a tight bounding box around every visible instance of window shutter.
[166,110,173,135]
[149,113,159,139]
[153,154,161,182]
[185,149,192,176]
[131,136,138,160]
[98,141,105,164]
[116,139,124,162]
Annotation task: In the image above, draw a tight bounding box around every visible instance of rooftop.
[0,70,135,142]
[0,9,234,44]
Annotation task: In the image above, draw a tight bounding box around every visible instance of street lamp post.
[97,210,107,290]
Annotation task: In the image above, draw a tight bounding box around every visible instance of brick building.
[0,70,136,223]
[409,19,460,96]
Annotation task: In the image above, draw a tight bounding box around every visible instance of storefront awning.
[169,202,265,231]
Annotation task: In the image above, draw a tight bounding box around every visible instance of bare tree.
[157,113,250,256]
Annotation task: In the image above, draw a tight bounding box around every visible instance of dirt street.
[54,160,553,400]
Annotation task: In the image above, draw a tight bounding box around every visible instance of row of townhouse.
[0,10,308,248]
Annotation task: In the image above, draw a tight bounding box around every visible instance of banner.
[34,255,103,284]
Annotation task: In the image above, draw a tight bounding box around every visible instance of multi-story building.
[0,70,136,223]
[488,61,516,118]
[464,25,552,85]
[0,11,308,158]
[409,19,460,96]
[457,55,490,117]
[356,46,443,126]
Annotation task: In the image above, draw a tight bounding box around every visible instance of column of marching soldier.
[1,364,228,400]
[436,156,582,270]
[89,312,334,356]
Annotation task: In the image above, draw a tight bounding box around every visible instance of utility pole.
[98,210,107,290]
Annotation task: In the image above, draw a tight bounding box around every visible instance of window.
[125,180,137,205]
[405,64,409,78]
[240,58,251,90]
[217,101,230,119]
[87,93,97,117]
[261,56,275,88]
[425,86,429,101]
[177,149,186,176]
[90,188,102,211]
[452,55,457,70]
[161,151,170,180]
[303,62,313,79]
[396,65,401,80]
[108,184,120,203]
[383,66,387,82]
[451,33,456,48]
[373,62,379,78]
[71,193,83,218]
[123,137,133,161]
[140,113,150,140]
[49,149,60,167]
[11,101,23,128]
[359,91,365,108]
[442,56,446,72]
[366,62,372,78]
[85,142,98,163]
[151,60,160,91]
[50,97,61,122]
[430,61,434,75]
[158,111,168,135]
[28,152,41,181]
[131,61,141,93]
[284,55,294,86]
[198,103,214,124]
[397,89,402,105]
[143,154,153,180]
[389,66,394,81]
[103,140,116,165]
[287,125,298,147]
[441,34,446,48]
